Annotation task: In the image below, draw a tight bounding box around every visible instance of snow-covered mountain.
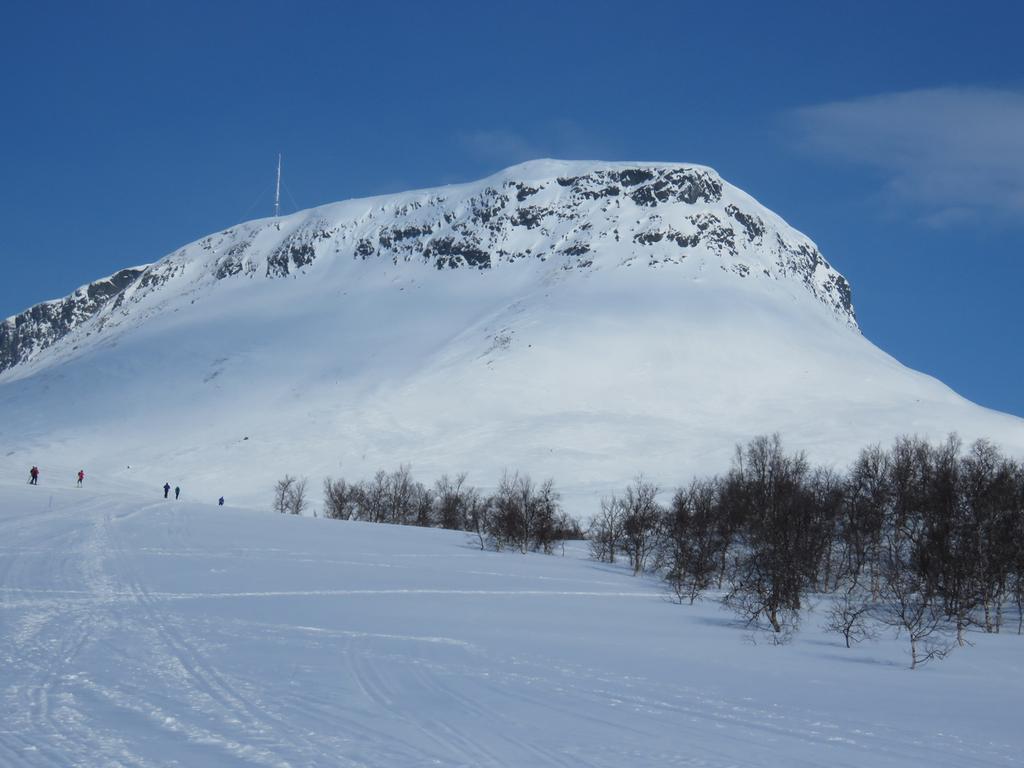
[0,160,854,372]
[1,160,1020,510]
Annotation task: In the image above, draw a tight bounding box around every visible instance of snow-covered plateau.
[1,159,1021,512]
[0,479,1021,766]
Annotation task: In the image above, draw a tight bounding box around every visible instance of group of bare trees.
[322,465,436,527]
[272,435,1022,667]
[273,475,309,516]
[482,472,571,553]
[591,434,1024,667]
[590,478,663,574]
[315,466,582,552]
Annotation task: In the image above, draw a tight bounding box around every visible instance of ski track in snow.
[0,489,1021,767]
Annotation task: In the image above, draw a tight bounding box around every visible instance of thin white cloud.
[791,87,1024,225]
[458,120,610,166]
[459,129,541,164]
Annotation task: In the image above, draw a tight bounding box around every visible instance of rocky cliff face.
[1,267,147,372]
[0,161,856,375]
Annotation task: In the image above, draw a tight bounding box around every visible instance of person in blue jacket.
[163,482,171,499]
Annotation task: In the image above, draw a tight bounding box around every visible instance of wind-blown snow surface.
[1,478,1021,767]
[0,160,1021,512]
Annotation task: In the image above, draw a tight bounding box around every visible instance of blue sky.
[1,1,1022,417]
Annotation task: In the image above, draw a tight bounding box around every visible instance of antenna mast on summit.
[273,153,282,218]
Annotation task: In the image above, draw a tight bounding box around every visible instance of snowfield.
[1,475,1021,767]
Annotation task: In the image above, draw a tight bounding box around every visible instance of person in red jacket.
[77,470,85,487]
[29,466,39,485]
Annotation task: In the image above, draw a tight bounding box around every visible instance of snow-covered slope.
[0,160,1020,511]
[0,480,1020,766]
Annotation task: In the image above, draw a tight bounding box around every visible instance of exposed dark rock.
[824,273,855,319]
[215,259,243,279]
[512,183,542,201]
[266,222,335,277]
[562,243,591,256]
[726,204,766,242]
[634,226,701,249]
[137,267,173,290]
[392,225,433,241]
[355,239,375,258]
[0,267,146,373]
[580,185,620,200]
[215,241,251,279]
[629,168,723,207]
[634,231,665,245]
[613,169,655,186]
[425,237,492,270]
[511,206,545,229]
[267,241,315,277]
[469,188,509,225]
[687,214,736,254]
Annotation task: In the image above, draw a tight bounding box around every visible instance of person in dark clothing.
[163,482,171,499]
[29,466,39,485]
[77,470,85,487]
[174,486,181,500]
[218,496,224,506]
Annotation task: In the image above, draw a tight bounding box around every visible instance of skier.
[29,466,39,485]
[77,469,85,487]
[218,496,224,506]
[163,482,171,499]
[174,486,181,500]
